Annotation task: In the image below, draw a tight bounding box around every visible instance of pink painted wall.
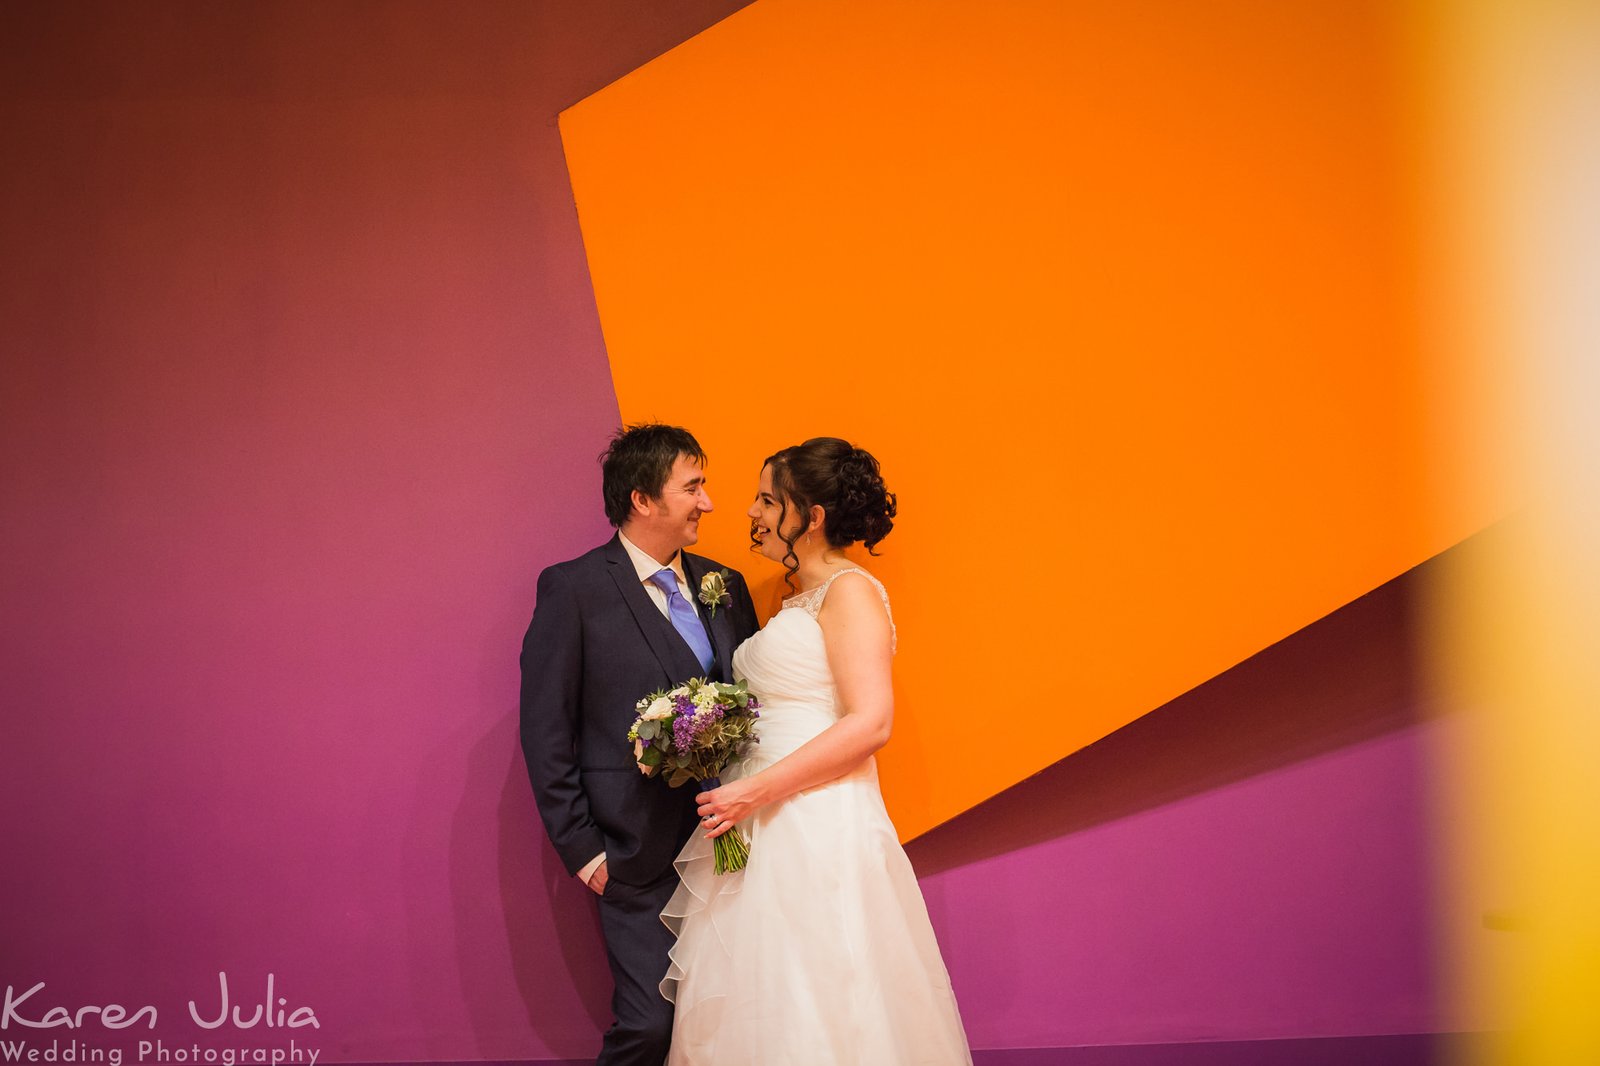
[0,4,747,1062]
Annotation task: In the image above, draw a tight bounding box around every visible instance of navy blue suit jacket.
[520,534,760,885]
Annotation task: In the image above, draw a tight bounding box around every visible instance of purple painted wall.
[0,4,748,1062]
[909,569,1444,1051]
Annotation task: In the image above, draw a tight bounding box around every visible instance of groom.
[520,423,759,1066]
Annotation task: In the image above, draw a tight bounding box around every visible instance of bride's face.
[747,464,800,563]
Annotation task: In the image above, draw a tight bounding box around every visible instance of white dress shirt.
[619,530,689,619]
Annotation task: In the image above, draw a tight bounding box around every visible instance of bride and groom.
[520,423,970,1065]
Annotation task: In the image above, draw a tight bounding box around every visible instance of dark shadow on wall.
[908,546,1450,877]
[493,721,613,1042]
[435,710,611,1060]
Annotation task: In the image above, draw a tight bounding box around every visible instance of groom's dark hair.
[600,423,708,527]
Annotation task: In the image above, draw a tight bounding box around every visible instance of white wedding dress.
[660,568,972,1065]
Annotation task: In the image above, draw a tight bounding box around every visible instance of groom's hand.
[586,859,609,896]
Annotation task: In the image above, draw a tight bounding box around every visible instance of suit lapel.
[680,552,730,680]
[604,536,704,682]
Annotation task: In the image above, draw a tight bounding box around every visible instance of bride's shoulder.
[815,568,896,651]
[817,567,891,615]
[826,565,885,591]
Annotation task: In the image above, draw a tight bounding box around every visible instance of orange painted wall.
[560,0,1505,839]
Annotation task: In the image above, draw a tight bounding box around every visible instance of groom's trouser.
[594,869,679,1066]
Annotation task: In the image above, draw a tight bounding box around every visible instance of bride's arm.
[697,572,894,837]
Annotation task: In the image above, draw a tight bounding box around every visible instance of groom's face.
[643,453,714,551]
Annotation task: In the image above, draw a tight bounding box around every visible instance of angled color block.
[560,0,1506,838]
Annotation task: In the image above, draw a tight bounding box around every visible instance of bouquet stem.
[699,777,750,875]
[713,827,750,875]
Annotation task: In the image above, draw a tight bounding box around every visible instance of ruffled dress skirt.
[660,696,971,1066]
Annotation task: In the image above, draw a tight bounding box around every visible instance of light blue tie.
[648,568,715,675]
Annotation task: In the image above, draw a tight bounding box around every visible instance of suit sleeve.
[520,565,606,877]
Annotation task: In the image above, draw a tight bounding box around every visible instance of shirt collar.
[618,530,688,588]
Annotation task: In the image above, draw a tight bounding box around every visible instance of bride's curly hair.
[754,437,897,591]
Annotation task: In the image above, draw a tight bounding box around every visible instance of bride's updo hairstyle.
[758,437,897,589]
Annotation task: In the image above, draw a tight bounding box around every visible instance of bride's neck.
[793,547,852,591]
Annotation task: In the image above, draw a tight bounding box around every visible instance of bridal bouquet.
[628,677,761,874]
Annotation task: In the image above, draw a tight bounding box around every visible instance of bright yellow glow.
[1416,0,1600,1059]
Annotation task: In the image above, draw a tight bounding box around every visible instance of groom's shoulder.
[538,537,619,582]
[683,550,749,586]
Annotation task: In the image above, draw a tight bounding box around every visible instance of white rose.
[641,697,674,721]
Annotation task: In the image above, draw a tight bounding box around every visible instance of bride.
[660,437,972,1065]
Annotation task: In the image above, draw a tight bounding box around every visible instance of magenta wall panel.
[910,569,1443,1051]
[0,4,748,1062]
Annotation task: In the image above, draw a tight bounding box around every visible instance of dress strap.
[791,567,896,651]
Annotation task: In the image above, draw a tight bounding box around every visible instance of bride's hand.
[697,778,760,839]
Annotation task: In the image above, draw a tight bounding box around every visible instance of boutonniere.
[698,568,733,618]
